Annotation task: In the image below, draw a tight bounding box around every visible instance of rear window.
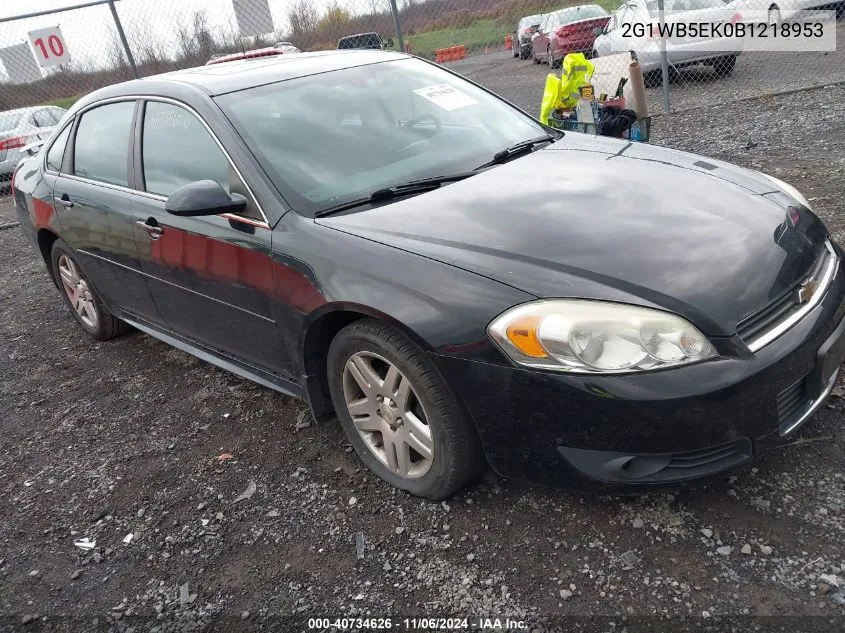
[338,34,381,49]
[73,101,135,187]
[551,5,609,26]
[0,111,23,132]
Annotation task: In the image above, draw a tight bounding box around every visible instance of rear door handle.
[55,194,73,209]
[136,220,163,240]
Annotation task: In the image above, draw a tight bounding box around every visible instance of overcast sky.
[0,0,358,80]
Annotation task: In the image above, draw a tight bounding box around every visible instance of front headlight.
[487,300,717,374]
[762,173,812,210]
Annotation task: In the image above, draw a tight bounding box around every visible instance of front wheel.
[51,239,129,340]
[327,319,485,500]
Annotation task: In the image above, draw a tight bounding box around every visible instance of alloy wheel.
[58,254,99,328]
[342,351,434,478]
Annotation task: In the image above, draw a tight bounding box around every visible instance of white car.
[1,105,66,193]
[726,0,844,23]
[592,0,743,82]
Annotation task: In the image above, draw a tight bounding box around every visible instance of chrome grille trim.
[745,240,838,353]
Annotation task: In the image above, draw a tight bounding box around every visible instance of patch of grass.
[406,20,505,59]
[43,95,80,110]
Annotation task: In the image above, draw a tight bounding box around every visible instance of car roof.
[1,106,42,115]
[77,50,408,105]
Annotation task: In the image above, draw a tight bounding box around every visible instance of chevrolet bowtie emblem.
[798,278,819,304]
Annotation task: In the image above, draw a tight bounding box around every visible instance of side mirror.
[593,27,605,36]
[165,180,247,217]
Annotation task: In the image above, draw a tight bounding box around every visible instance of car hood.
[317,134,826,336]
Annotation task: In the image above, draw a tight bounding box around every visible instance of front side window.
[141,101,261,220]
[217,57,546,216]
[46,124,71,172]
[73,101,135,187]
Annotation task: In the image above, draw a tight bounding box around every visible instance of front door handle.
[55,193,73,209]
[136,219,163,240]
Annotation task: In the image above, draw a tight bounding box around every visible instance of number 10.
[34,35,64,59]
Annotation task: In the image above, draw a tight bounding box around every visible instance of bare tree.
[288,0,319,47]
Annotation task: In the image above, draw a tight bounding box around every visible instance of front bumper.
[433,255,845,490]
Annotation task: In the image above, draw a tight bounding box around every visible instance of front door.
[52,99,161,323]
[130,99,287,376]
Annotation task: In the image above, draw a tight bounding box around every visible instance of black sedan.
[13,50,845,499]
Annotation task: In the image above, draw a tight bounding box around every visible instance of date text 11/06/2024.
[306,617,529,630]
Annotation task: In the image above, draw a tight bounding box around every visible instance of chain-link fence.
[1,0,844,119]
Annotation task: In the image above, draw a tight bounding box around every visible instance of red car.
[532,4,610,68]
[206,47,287,65]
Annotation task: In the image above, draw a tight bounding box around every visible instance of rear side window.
[33,109,55,127]
[73,101,135,187]
[46,125,71,172]
[141,101,262,220]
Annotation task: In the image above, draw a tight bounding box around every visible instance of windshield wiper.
[315,171,477,217]
[475,135,557,169]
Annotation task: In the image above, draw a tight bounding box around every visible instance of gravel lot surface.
[451,20,845,117]
[1,82,845,632]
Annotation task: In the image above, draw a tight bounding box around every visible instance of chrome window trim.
[746,240,839,352]
[45,94,270,229]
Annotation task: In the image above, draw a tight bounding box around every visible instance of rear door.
[130,98,286,375]
[51,99,161,322]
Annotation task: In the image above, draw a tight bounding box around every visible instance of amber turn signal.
[505,315,548,358]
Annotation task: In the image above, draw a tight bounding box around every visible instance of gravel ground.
[451,20,845,117]
[2,83,845,632]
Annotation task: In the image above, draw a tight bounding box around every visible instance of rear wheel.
[713,54,736,77]
[50,239,129,340]
[327,319,485,500]
[513,35,519,57]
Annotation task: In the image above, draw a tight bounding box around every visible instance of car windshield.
[520,14,542,27]
[0,110,24,132]
[216,57,547,216]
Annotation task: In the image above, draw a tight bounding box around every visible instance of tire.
[50,239,130,341]
[513,36,519,58]
[519,46,530,60]
[327,319,485,500]
[643,69,661,88]
[713,54,736,77]
[644,66,679,87]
